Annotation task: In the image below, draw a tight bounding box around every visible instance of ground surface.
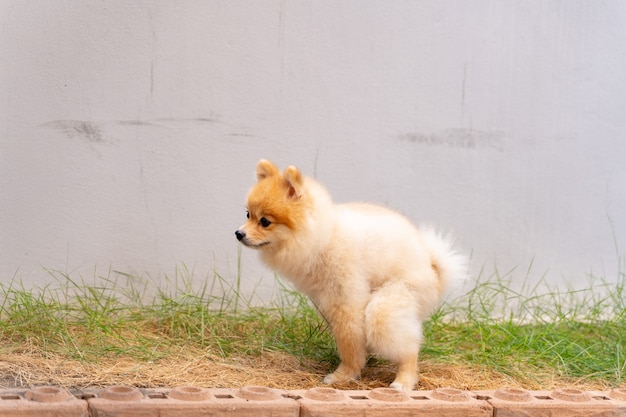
[0,349,613,391]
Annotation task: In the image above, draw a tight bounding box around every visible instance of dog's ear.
[283,165,303,198]
[256,159,280,181]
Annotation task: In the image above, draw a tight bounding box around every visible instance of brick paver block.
[3,384,625,416]
[480,387,626,417]
[88,385,300,417]
[0,386,88,417]
[295,387,493,416]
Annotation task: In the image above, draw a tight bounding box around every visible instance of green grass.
[0,263,624,389]
[0,267,335,365]
[424,264,625,387]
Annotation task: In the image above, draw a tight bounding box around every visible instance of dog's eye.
[246,211,250,219]
[260,217,271,228]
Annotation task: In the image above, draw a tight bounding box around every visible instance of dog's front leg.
[321,304,367,385]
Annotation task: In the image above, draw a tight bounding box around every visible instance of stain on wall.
[42,120,105,144]
[399,129,505,151]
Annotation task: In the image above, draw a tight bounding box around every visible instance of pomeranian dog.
[235,159,467,390]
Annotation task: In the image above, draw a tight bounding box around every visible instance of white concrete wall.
[2,1,625,299]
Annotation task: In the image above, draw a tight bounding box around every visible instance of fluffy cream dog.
[235,159,467,390]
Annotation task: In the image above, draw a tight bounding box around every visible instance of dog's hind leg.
[364,283,423,391]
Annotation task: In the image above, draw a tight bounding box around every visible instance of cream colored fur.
[235,159,467,390]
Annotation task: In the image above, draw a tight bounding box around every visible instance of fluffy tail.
[420,227,469,296]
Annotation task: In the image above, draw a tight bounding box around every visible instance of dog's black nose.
[235,230,246,241]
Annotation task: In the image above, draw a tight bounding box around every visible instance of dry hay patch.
[0,350,613,392]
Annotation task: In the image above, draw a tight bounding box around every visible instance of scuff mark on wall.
[155,117,222,124]
[399,129,505,151]
[117,120,158,127]
[42,120,105,144]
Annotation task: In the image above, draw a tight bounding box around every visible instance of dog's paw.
[389,381,407,391]
[390,376,417,391]
[323,371,360,385]
[323,372,350,385]
[323,373,341,385]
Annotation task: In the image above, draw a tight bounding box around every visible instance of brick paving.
[0,385,625,416]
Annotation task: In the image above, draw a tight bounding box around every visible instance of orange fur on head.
[246,160,306,231]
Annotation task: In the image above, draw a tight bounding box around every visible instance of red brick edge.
[0,385,625,416]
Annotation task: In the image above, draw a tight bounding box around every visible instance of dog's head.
[235,159,306,250]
